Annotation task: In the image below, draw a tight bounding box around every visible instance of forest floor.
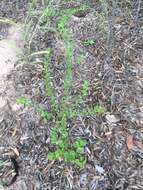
[0,1,143,190]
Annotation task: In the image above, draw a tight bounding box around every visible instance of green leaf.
[88,105,105,115]
[74,157,86,167]
[81,80,90,97]
[76,147,84,154]
[64,151,76,162]
[55,149,63,159]
[16,97,32,107]
[43,8,56,18]
[73,139,87,149]
[51,130,59,144]
[36,107,51,119]
[83,39,95,46]
[47,152,56,161]
[58,140,66,149]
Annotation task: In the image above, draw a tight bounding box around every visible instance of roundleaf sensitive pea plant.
[17,4,105,168]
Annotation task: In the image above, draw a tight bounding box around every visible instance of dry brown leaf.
[129,20,136,28]
[115,16,124,23]
[134,141,143,150]
[12,127,17,137]
[126,135,134,150]
[12,147,20,157]
[9,127,17,137]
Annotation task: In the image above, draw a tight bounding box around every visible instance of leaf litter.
[0,0,143,190]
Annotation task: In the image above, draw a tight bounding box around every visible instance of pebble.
[105,114,120,124]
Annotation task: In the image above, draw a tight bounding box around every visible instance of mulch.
[0,0,143,189]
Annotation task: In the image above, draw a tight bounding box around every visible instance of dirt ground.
[0,0,143,190]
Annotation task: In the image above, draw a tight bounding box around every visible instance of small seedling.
[42,8,57,18]
[76,54,86,65]
[16,97,32,107]
[81,80,90,97]
[83,39,95,46]
[16,97,51,119]
[88,105,106,115]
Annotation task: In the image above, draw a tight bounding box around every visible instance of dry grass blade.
[0,17,17,26]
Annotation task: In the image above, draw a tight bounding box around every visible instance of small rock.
[105,114,120,124]
[11,103,22,112]
[95,165,105,174]
[0,96,6,109]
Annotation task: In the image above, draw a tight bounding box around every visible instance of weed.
[16,97,32,107]
[57,5,88,36]
[43,48,55,98]
[48,121,87,167]
[42,8,57,18]
[47,7,105,167]
[21,4,106,168]
[63,41,74,93]
[81,80,90,97]
[16,97,51,119]
[83,39,95,46]
[88,105,106,116]
[76,54,86,65]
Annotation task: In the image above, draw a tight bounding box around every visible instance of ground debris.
[0,0,143,189]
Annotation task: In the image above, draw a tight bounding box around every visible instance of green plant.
[46,8,105,167]
[88,105,106,115]
[76,54,86,65]
[73,138,87,153]
[83,39,95,46]
[48,121,87,167]
[63,41,74,93]
[42,8,57,18]
[81,80,90,97]
[21,3,106,168]
[43,48,55,98]
[16,97,51,119]
[16,97,32,107]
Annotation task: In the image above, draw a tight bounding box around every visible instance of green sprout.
[83,39,95,46]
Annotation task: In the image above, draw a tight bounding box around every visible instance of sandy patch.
[0,25,22,110]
